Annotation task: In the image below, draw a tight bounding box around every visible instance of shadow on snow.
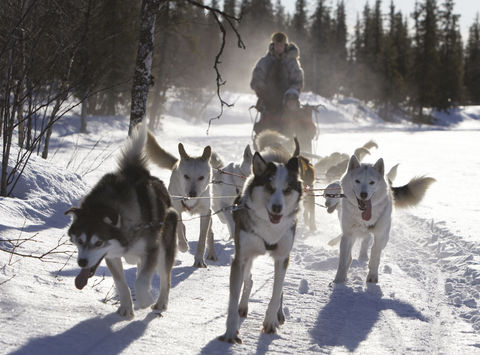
[10,312,158,355]
[310,283,427,352]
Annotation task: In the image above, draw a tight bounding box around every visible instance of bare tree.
[129,0,165,135]
[129,0,245,133]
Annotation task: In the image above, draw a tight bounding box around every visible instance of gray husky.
[219,141,302,343]
[146,132,218,267]
[66,122,178,319]
[331,155,435,284]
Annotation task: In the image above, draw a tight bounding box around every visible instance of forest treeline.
[1,0,480,129]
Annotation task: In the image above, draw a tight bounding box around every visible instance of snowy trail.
[2,102,480,354]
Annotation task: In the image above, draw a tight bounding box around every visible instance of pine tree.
[332,0,348,95]
[273,0,287,30]
[412,0,440,120]
[437,0,464,109]
[310,0,333,96]
[465,14,480,103]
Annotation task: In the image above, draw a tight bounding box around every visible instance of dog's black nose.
[360,192,368,199]
[272,204,282,214]
[188,190,197,198]
[78,258,88,268]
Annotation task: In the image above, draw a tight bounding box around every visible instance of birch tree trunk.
[128,0,163,135]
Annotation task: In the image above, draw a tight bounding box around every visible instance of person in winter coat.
[250,32,304,123]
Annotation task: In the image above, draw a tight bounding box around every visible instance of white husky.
[146,132,217,267]
[219,144,303,343]
[212,144,253,239]
[332,155,434,284]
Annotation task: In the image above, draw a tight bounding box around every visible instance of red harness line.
[215,168,247,179]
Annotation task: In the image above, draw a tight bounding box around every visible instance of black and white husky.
[219,141,303,343]
[66,122,178,319]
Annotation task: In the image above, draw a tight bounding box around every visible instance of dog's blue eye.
[94,241,103,247]
[184,174,190,180]
[369,181,375,185]
[198,176,204,181]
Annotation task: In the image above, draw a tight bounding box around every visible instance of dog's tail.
[146,131,178,170]
[255,129,292,152]
[392,176,436,208]
[362,140,378,150]
[161,208,179,266]
[353,146,370,162]
[118,120,149,174]
[210,152,224,170]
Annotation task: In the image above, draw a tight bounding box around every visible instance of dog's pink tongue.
[75,268,90,290]
[362,200,372,221]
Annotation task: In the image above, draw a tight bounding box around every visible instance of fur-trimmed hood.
[267,42,300,60]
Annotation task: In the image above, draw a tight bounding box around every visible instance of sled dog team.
[66,122,435,343]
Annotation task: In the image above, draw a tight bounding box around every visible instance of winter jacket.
[250,42,304,112]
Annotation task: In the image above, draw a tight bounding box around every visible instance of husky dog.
[146,132,217,267]
[315,140,378,181]
[212,144,253,239]
[255,129,316,231]
[66,122,178,319]
[298,155,316,232]
[332,155,435,284]
[219,142,302,343]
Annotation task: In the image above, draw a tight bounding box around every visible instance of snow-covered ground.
[1,93,479,354]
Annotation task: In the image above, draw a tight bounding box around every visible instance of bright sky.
[281,0,479,40]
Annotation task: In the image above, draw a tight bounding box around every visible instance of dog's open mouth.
[75,255,105,290]
[357,198,372,221]
[268,212,283,224]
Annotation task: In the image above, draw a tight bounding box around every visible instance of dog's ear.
[286,156,299,174]
[243,144,253,161]
[178,143,190,160]
[293,137,300,157]
[252,152,268,176]
[103,213,121,229]
[347,155,360,172]
[373,158,385,176]
[201,145,212,161]
[65,207,80,217]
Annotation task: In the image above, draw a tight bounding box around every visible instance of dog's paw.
[193,259,207,268]
[238,306,248,318]
[333,276,346,284]
[117,305,134,319]
[366,273,378,283]
[152,300,167,312]
[218,333,242,344]
[262,320,280,334]
[136,291,154,309]
[262,309,281,334]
